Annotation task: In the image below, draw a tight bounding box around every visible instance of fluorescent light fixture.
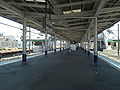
[36,0,45,2]
[63,11,72,14]
[52,21,61,24]
[26,0,45,2]
[63,9,81,14]
[26,0,34,1]
[72,9,81,13]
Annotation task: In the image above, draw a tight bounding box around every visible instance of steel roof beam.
[53,25,88,30]
[48,0,62,14]
[0,0,43,29]
[0,0,23,16]
[99,12,120,18]
[98,18,117,22]
[54,28,87,31]
[54,0,98,8]
[54,22,89,26]
[60,18,88,23]
[8,2,46,8]
[62,21,112,27]
[100,6,120,14]
[88,0,109,29]
[26,10,94,19]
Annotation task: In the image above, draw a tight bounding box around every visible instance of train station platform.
[0,48,120,90]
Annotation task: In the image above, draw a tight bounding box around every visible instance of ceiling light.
[63,9,81,14]
[36,0,45,2]
[26,0,34,1]
[72,9,81,13]
[26,0,45,2]
[63,11,72,14]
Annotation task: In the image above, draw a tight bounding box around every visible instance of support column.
[82,41,84,50]
[45,30,48,55]
[85,37,87,53]
[67,41,69,48]
[29,27,31,54]
[22,15,27,63]
[118,24,119,56]
[66,41,68,49]
[82,41,83,49]
[94,17,98,66]
[81,38,83,50]
[63,40,64,50]
[88,30,90,56]
[64,40,66,49]
[83,36,86,52]
[80,39,83,50]
[82,39,84,50]
[83,38,85,51]
[45,0,48,55]
[54,34,56,52]
[60,37,62,51]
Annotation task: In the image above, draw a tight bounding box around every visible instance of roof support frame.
[54,0,98,8]
[0,0,43,30]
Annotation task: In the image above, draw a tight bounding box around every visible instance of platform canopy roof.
[0,0,120,42]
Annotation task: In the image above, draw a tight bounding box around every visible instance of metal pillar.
[54,35,56,52]
[83,36,85,52]
[99,40,102,50]
[45,30,48,55]
[88,30,90,56]
[67,41,69,48]
[81,40,82,48]
[84,39,86,53]
[65,41,66,48]
[84,37,86,53]
[82,40,84,52]
[45,0,48,55]
[86,37,87,53]
[22,15,27,63]
[94,17,98,66]
[118,24,120,56]
[67,41,69,49]
[29,27,31,54]
[80,41,82,49]
[60,37,62,51]
[83,40,84,50]
[63,40,64,50]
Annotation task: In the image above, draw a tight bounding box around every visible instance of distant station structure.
[0,33,18,49]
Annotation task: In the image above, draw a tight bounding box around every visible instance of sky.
[0,16,22,36]
[0,16,120,40]
[104,21,120,37]
[0,16,45,41]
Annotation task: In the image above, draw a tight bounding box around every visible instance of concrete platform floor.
[0,49,120,90]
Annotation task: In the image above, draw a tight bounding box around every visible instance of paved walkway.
[0,49,120,90]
